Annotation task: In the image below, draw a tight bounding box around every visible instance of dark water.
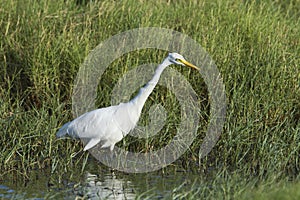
[0,163,203,199]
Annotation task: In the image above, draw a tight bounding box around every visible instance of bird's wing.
[60,107,114,139]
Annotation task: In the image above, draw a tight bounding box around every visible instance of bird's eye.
[175,58,181,62]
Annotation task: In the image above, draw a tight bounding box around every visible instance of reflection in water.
[0,184,16,199]
[0,165,201,199]
[75,172,135,200]
[0,169,136,199]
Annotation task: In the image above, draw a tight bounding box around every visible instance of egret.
[56,52,199,151]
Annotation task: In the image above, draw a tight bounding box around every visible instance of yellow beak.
[180,59,200,71]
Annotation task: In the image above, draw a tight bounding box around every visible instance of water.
[0,163,203,199]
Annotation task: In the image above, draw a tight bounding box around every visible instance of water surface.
[0,162,203,199]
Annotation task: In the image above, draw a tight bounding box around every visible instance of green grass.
[241,180,300,200]
[0,0,299,198]
[134,172,300,200]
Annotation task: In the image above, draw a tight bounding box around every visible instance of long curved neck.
[131,58,171,113]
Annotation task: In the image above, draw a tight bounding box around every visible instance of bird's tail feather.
[56,122,71,138]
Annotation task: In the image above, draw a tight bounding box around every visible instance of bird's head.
[167,52,199,70]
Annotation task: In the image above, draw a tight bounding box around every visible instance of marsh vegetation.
[0,0,299,199]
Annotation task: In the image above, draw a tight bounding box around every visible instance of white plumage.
[56,52,199,151]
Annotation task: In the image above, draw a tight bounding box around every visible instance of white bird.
[56,52,199,151]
